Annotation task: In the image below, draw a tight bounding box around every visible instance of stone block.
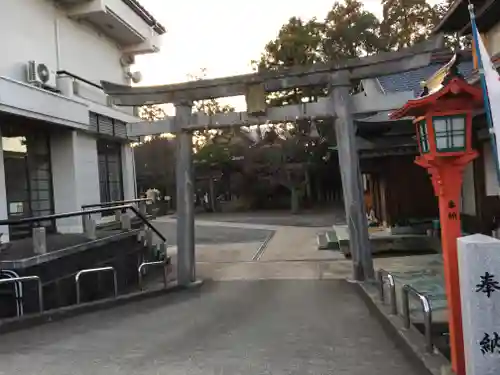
[458,234,500,375]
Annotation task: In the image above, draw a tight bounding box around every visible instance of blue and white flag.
[470,5,500,181]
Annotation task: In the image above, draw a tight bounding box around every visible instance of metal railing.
[0,276,43,313]
[402,284,433,353]
[0,204,167,243]
[138,258,171,290]
[81,198,151,210]
[75,267,117,304]
[377,269,397,315]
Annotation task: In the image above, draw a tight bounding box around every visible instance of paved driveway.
[0,280,423,375]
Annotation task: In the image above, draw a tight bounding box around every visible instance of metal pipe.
[81,198,151,210]
[0,276,43,313]
[0,205,133,226]
[75,267,117,304]
[128,205,167,243]
[402,284,433,353]
[377,269,397,315]
[0,204,167,245]
[137,259,170,290]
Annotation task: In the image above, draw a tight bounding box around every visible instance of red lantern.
[391,76,484,375]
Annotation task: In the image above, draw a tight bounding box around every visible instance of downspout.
[54,17,61,70]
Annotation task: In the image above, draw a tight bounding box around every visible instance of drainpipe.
[54,18,61,71]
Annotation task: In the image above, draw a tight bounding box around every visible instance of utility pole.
[330,71,374,281]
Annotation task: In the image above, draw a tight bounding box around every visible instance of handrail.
[0,204,167,243]
[75,266,117,304]
[402,284,433,353]
[82,198,151,210]
[0,276,43,313]
[138,258,171,290]
[377,269,397,315]
[57,70,103,90]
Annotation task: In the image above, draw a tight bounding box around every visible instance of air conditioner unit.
[26,61,57,89]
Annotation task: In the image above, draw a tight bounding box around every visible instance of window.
[433,116,466,152]
[2,127,54,238]
[418,120,430,153]
[97,140,124,204]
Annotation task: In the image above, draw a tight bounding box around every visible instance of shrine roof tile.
[377,61,474,96]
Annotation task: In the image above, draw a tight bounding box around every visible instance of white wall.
[50,130,100,233]
[0,0,128,86]
[486,22,500,57]
[461,162,476,216]
[484,142,500,196]
[0,129,9,243]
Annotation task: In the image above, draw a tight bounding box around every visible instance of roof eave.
[122,0,166,35]
[432,0,466,34]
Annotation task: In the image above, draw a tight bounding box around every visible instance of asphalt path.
[0,280,424,375]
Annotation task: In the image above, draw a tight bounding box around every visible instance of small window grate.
[114,121,127,138]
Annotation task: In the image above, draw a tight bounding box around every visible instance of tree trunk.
[209,177,216,212]
[305,170,312,199]
[290,187,300,214]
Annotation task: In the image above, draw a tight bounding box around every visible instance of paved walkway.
[0,280,423,375]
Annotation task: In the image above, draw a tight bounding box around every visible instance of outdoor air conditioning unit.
[26,60,57,89]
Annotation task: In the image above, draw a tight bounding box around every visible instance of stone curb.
[0,280,204,335]
[353,281,452,375]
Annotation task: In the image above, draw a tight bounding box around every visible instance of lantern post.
[391,73,484,375]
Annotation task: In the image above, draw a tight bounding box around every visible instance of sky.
[132,1,408,112]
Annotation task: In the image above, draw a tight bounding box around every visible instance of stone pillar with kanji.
[458,234,500,375]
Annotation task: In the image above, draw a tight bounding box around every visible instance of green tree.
[254,2,382,107]
[380,0,440,50]
[322,0,383,60]
[138,104,166,122]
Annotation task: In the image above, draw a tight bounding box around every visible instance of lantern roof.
[389,75,484,120]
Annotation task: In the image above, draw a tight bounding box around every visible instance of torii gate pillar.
[175,102,196,285]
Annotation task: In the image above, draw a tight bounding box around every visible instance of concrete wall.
[461,163,476,216]
[50,130,100,233]
[483,142,500,197]
[122,144,137,201]
[486,22,500,56]
[0,130,9,243]
[0,0,127,86]
[0,0,145,235]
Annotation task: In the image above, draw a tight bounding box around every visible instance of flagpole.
[468,2,500,184]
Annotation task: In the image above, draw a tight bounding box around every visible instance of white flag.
[475,23,500,170]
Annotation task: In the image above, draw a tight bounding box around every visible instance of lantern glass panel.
[433,115,466,152]
[418,120,430,153]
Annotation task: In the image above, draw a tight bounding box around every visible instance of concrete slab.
[260,227,344,262]
[375,254,448,323]
[0,280,424,375]
[332,224,440,255]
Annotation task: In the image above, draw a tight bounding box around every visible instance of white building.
[0,0,165,241]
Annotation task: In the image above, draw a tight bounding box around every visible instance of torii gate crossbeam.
[102,35,445,285]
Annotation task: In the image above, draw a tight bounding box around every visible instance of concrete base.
[355,282,451,375]
[333,225,441,257]
[0,279,204,335]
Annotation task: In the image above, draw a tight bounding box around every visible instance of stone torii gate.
[102,36,444,286]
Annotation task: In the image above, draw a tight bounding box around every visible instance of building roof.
[433,0,500,34]
[122,0,166,35]
[377,51,474,96]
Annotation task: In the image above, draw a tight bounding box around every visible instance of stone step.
[317,232,329,250]
[316,231,340,251]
